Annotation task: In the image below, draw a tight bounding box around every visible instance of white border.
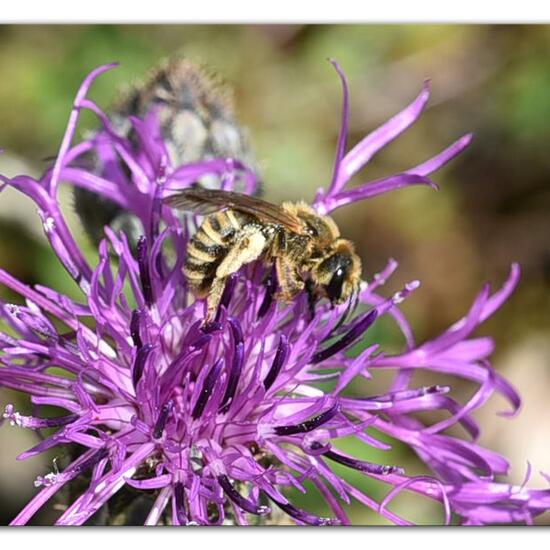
[1,1,549,540]
[0,527,547,547]
[1,1,550,23]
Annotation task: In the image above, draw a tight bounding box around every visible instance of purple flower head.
[1,60,550,526]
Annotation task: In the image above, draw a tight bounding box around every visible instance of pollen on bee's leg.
[204,277,227,326]
[214,273,237,323]
[201,310,215,328]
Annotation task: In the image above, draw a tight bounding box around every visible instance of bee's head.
[311,240,362,305]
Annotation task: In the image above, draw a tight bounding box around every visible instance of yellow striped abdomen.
[184,210,250,295]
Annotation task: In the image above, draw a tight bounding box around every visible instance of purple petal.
[192,358,224,419]
[321,446,404,476]
[312,309,378,363]
[219,317,244,413]
[406,133,473,177]
[263,334,289,391]
[336,80,431,191]
[479,263,521,323]
[318,173,437,214]
[274,402,340,436]
[49,63,117,196]
[326,59,350,196]
[269,495,340,526]
[136,236,153,307]
[218,475,270,516]
[124,474,172,490]
[152,400,173,439]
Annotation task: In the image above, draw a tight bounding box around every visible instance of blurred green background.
[1,24,550,525]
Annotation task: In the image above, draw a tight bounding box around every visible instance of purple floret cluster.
[1,61,549,526]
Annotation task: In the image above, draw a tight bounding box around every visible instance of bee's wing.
[164,188,307,234]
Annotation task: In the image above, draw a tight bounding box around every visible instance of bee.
[164,187,362,323]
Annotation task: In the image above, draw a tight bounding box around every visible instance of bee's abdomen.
[184,210,247,293]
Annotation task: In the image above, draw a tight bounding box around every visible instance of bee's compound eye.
[305,222,318,237]
[326,266,346,303]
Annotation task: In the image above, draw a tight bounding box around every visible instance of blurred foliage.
[1,24,550,525]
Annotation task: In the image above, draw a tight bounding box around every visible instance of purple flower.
[1,60,549,526]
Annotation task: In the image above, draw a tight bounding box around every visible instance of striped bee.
[165,187,362,323]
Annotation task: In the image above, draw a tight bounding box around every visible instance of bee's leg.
[275,256,304,303]
[205,227,267,323]
[205,277,229,324]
